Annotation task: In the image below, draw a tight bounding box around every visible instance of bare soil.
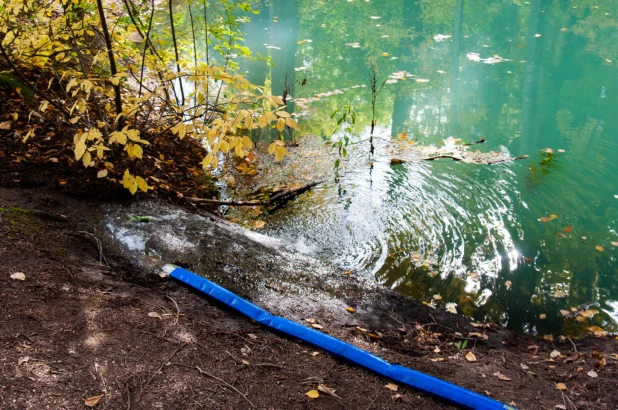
[1,137,618,409]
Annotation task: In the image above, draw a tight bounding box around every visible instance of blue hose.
[168,266,516,410]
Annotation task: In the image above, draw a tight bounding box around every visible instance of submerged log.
[186,180,324,207]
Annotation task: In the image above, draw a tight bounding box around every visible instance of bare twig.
[186,180,323,207]
[196,365,255,408]
[78,231,107,265]
[165,295,180,326]
[136,344,185,402]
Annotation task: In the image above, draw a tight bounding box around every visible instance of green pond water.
[207,0,618,335]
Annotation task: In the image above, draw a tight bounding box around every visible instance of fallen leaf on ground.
[85,394,104,407]
[432,294,442,300]
[465,352,477,362]
[543,335,553,341]
[385,383,398,391]
[556,383,567,390]
[345,307,355,313]
[18,356,30,365]
[550,350,561,358]
[311,351,319,356]
[305,318,316,324]
[560,310,570,316]
[311,324,323,329]
[10,272,26,280]
[520,363,529,370]
[318,384,341,399]
[97,169,108,178]
[0,121,10,129]
[430,358,444,362]
[305,390,319,399]
[596,245,604,252]
[539,314,547,319]
[147,312,162,319]
[587,370,598,378]
[247,333,257,340]
[254,220,265,229]
[555,405,567,410]
[493,372,511,381]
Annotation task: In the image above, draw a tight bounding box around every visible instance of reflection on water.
[219,0,618,335]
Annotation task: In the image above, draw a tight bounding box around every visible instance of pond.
[221,0,618,336]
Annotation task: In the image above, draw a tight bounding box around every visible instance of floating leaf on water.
[579,309,597,318]
[385,383,398,391]
[596,245,604,252]
[465,352,477,362]
[85,394,104,407]
[560,27,568,31]
[550,214,558,219]
[305,390,319,399]
[493,372,511,381]
[611,242,618,247]
[539,217,553,222]
[555,383,567,391]
[563,226,573,233]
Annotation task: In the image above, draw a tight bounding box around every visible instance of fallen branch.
[186,180,323,207]
[488,155,529,165]
[422,155,462,161]
[196,365,255,408]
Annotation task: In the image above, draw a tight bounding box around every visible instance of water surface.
[233,0,618,335]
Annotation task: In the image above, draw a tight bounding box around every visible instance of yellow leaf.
[305,390,319,399]
[84,394,104,407]
[254,220,265,229]
[74,132,87,160]
[273,145,289,162]
[276,118,285,133]
[109,130,127,145]
[556,383,567,391]
[539,314,547,319]
[596,245,604,252]
[97,169,108,178]
[385,383,398,391]
[122,170,138,195]
[550,214,558,219]
[242,136,253,149]
[285,118,300,131]
[82,151,92,167]
[69,116,80,124]
[136,176,149,192]
[465,352,477,362]
[276,110,291,118]
[346,307,355,313]
[110,76,120,86]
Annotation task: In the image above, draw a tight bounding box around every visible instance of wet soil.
[1,143,618,409]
